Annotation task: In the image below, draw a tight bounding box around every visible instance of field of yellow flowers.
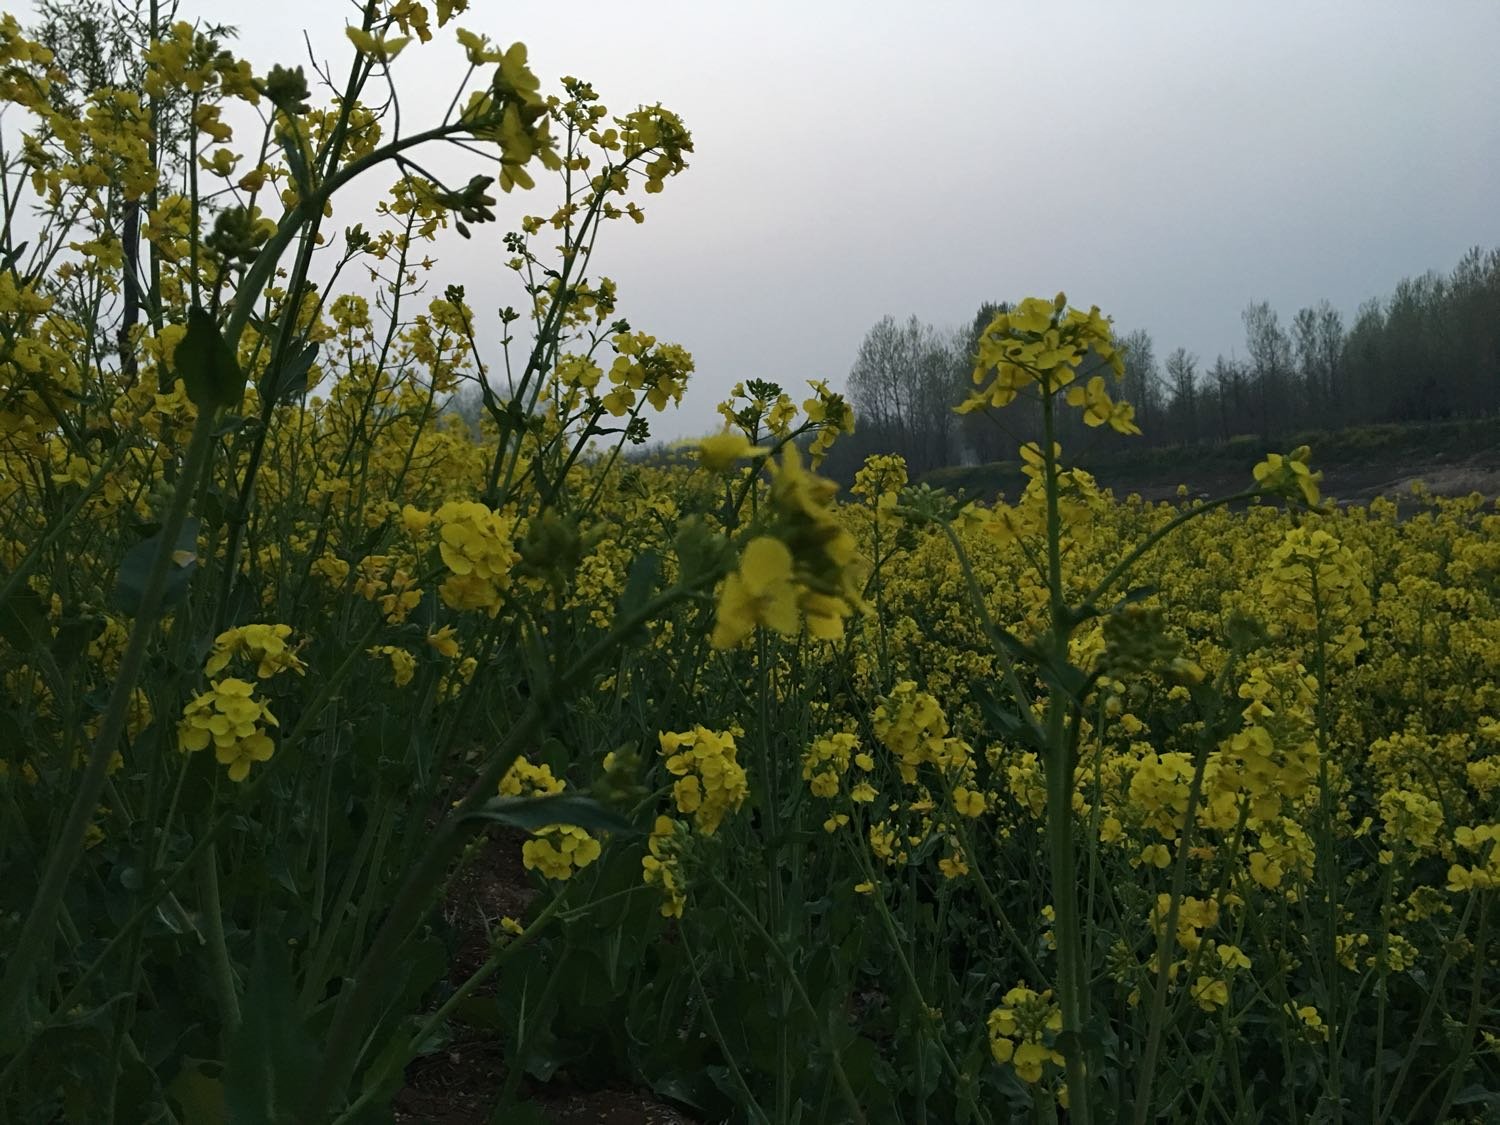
[0,5,1496,1123]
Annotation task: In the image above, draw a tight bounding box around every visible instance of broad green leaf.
[166,1058,228,1125]
[224,936,320,1124]
[260,341,318,404]
[357,1018,422,1108]
[175,306,245,411]
[1452,1084,1498,1107]
[51,613,105,672]
[111,518,200,617]
[0,586,49,651]
[464,793,636,835]
[618,549,661,617]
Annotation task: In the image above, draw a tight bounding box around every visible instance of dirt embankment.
[927,418,1500,508]
[1114,449,1500,506]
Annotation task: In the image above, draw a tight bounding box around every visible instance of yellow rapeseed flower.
[711,536,799,649]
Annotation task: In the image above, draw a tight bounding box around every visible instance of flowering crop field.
[0,6,1497,1123]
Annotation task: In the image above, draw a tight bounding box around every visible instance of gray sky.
[23,1,1500,437]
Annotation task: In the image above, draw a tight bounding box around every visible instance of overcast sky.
[22,1,1500,437]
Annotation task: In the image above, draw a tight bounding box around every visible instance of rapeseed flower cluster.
[802,731,861,799]
[521,825,602,881]
[712,446,864,648]
[641,815,689,918]
[500,756,566,798]
[177,679,278,782]
[987,984,1064,1084]
[205,623,305,678]
[431,500,521,615]
[500,758,603,880]
[1260,524,1371,661]
[599,331,694,416]
[1448,824,1500,891]
[850,453,907,513]
[872,681,972,785]
[367,645,416,687]
[176,622,305,782]
[1252,446,1323,506]
[959,295,1136,439]
[658,726,748,836]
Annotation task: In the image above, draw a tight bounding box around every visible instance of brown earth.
[1109,449,1500,507]
[391,828,702,1125]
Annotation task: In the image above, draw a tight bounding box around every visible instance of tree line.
[830,246,1500,478]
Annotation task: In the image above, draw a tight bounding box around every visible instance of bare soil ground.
[1112,448,1500,507]
[392,828,701,1125]
[926,418,1500,510]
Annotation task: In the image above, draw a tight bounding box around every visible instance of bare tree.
[1292,300,1345,417]
[846,314,963,474]
[1119,328,1162,434]
[1242,302,1295,438]
[1164,347,1198,444]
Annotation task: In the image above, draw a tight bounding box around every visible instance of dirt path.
[393,828,700,1125]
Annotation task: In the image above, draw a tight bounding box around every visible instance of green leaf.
[0,711,24,756]
[0,586,49,652]
[166,1058,228,1125]
[840,1037,896,1116]
[112,1056,158,1124]
[357,1018,422,1108]
[649,1073,713,1112]
[276,126,312,198]
[1452,1084,1498,1107]
[224,935,320,1124]
[260,342,318,405]
[673,517,731,585]
[111,518,200,617]
[1,239,28,271]
[973,684,1039,749]
[618,549,661,618]
[51,613,105,672]
[175,306,245,411]
[464,794,636,835]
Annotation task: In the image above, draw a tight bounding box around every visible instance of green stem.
[0,404,217,1032]
[1083,489,1258,608]
[300,789,388,1010]
[752,628,790,1123]
[680,926,773,1125]
[0,619,380,1087]
[844,835,979,1117]
[305,580,710,1116]
[197,841,241,1039]
[1376,890,1478,1123]
[1044,693,1090,1125]
[328,886,573,1125]
[1415,891,1490,1125]
[1039,389,1091,1125]
[927,517,1044,745]
[710,874,869,1125]
[1130,716,1215,1125]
